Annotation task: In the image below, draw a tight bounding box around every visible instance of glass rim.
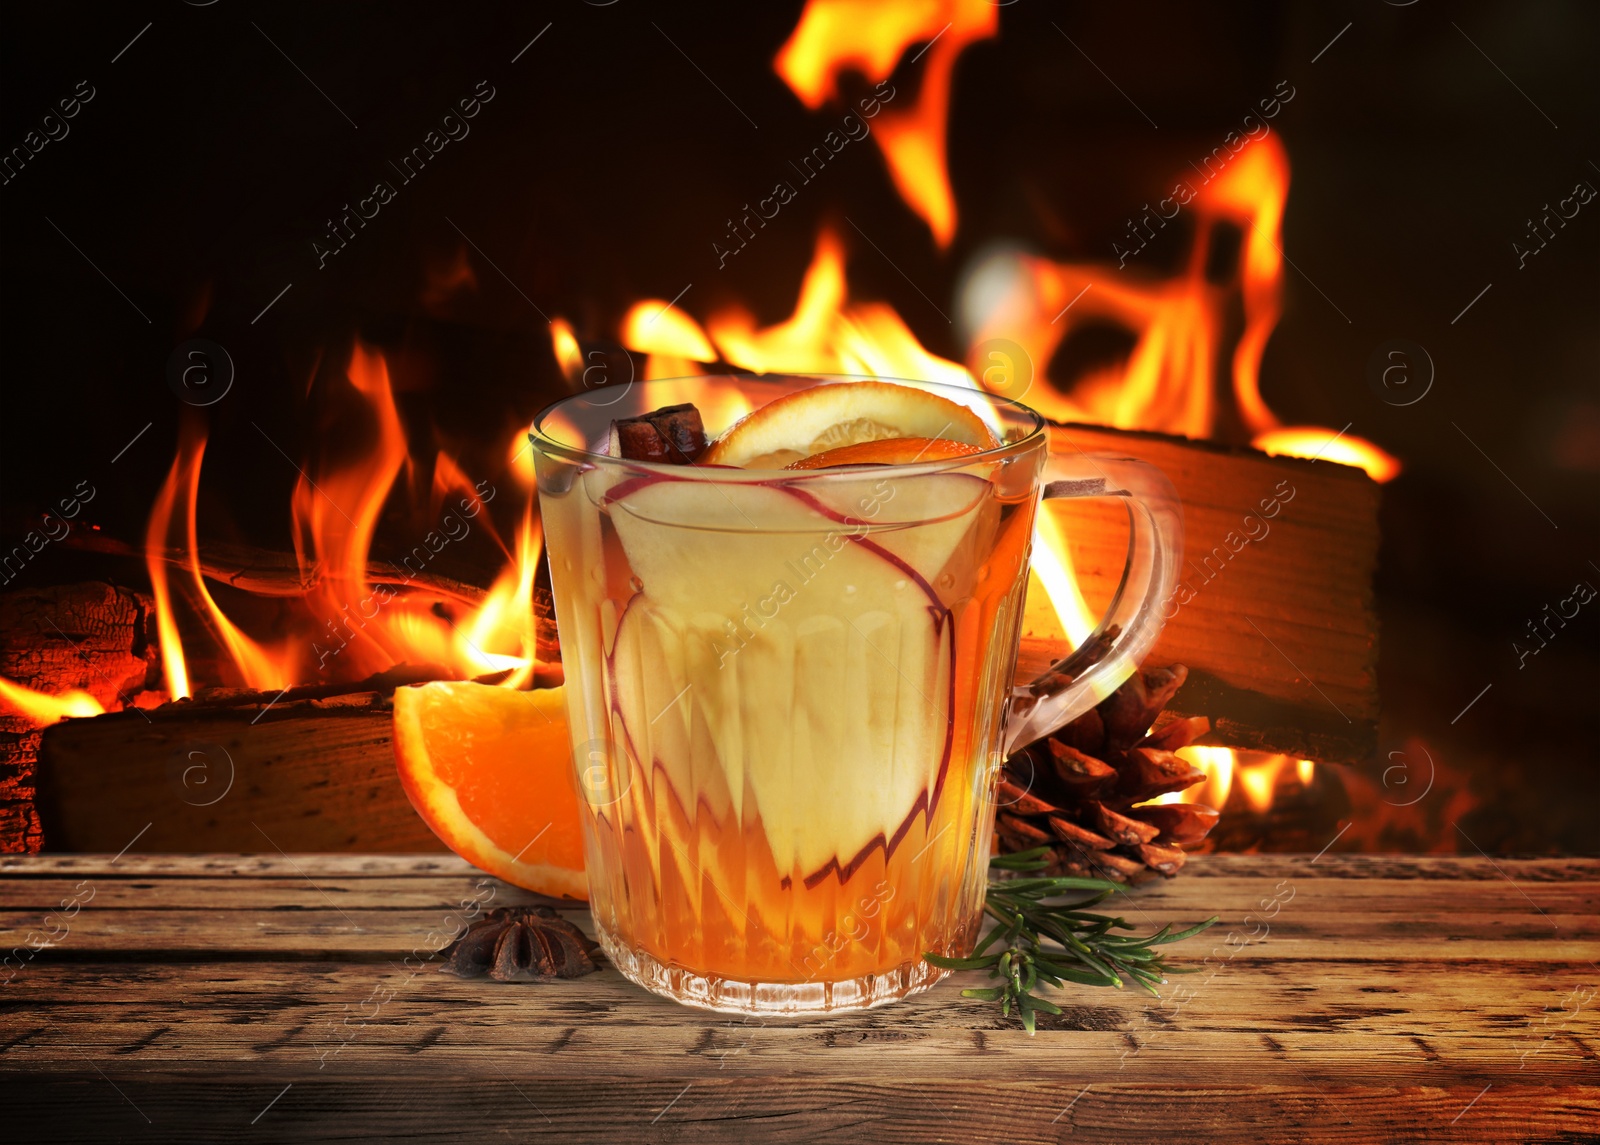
[528,372,1048,479]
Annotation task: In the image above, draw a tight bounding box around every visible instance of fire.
[706,228,971,389]
[622,298,717,382]
[69,0,1403,849]
[1255,427,1401,483]
[137,342,545,704]
[1167,747,1314,814]
[548,317,584,381]
[0,677,105,726]
[291,342,412,679]
[146,442,193,700]
[456,509,544,688]
[961,133,1399,482]
[1337,739,1477,853]
[573,227,1099,645]
[530,2,1411,836]
[776,0,997,247]
[174,429,297,692]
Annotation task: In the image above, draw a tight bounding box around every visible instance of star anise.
[441,906,601,982]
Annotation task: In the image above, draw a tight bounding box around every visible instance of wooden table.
[1,853,1595,1143]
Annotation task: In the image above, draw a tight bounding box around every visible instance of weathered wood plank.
[3,859,1593,963]
[1,1076,1592,1145]
[1,855,1594,1144]
[5,852,1591,881]
[35,694,445,854]
[2,958,1595,1083]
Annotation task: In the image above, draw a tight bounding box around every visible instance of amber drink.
[531,375,1180,1014]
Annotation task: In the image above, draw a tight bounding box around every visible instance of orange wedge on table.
[394,681,587,899]
[700,380,998,469]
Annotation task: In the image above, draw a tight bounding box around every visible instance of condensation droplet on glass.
[629,575,644,593]
[843,584,857,595]
[937,572,955,590]
[894,579,908,592]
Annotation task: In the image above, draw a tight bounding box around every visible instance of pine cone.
[996,664,1221,883]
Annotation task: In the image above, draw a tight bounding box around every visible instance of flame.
[187,458,298,691]
[1165,747,1314,814]
[146,425,298,693]
[1255,427,1401,483]
[623,299,717,363]
[1028,493,1098,648]
[776,0,997,246]
[597,227,1103,646]
[1236,757,1281,812]
[622,298,718,382]
[291,343,415,678]
[1173,745,1236,810]
[0,677,105,726]
[139,343,545,701]
[549,317,584,380]
[456,508,543,686]
[706,229,971,388]
[434,449,510,558]
[146,444,193,700]
[963,133,1400,482]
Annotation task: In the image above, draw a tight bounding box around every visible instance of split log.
[36,689,441,854]
[1020,424,1379,764]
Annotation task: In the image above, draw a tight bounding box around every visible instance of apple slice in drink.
[783,468,1000,606]
[605,475,980,882]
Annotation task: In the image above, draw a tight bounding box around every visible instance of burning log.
[29,420,1378,853]
[61,531,563,670]
[0,583,157,852]
[24,422,1375,852]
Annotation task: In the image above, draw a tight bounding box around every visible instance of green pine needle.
[924,847,1218,1034]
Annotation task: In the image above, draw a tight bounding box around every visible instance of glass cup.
[531,374,1181,1014]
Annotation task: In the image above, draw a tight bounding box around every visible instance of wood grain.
[34,692,444,854]
[1,855,1594,1142]
[1029,424,1381,764]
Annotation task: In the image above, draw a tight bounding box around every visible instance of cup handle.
[1004,454,1184,755]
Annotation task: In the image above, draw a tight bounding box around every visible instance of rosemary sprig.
[924,847,1218,1034]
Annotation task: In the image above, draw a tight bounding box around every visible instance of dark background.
[1,1,1595,851]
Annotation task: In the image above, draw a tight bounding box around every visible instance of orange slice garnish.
[394,681,587,899]
[700,380,997,469]
[784,436,987,469]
